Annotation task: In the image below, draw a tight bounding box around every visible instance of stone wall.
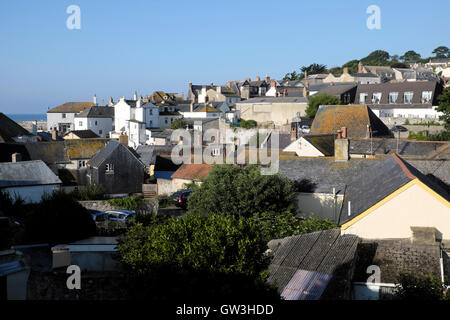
[27,270,129,300]
[354,239,442,284]
[79,199,158,214]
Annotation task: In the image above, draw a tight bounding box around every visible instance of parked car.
[88,209,108,222]
[301,125,310,134]
[391,125,408,132]
[105,209,136,222]
[171,190,192,209]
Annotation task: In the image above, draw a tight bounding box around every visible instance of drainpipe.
[440,248,445,286]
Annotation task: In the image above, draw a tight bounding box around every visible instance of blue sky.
[0,0,448,114]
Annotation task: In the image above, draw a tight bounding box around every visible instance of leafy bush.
[240,119,258,129]
[117,213,279,301]
[306,94,341,119]
[404,118,410,125]
[408,130,450,141]
[170,118,187,130]
[157,195,171,208]
[108,196,143,211]
[69,184,108,200]
[394,272,445,300]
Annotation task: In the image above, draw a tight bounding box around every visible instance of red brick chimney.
[305,81,310,88]
[337,130,342,139]
[341,127,347,138]
[227,81,231,88]
[255,76,261,81]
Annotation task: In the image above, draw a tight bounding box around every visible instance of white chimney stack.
[93,94,98,105]
[134,91,137,100]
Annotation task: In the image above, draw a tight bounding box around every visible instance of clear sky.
[0,0,448,113]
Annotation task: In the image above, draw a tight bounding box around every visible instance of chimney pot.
[341,127,347,138]
[119,132,129,147]
[265,75,270,83]
[337,130,342,139]
[52,128,58,141]
[93,94,97,106]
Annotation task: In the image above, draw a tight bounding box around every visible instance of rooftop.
[0,113,33,142]
[171,164,212,180]
[47,102,95,114]
[0,160,62,188]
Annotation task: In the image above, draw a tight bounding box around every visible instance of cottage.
[74,106,114,138]
[340,154,450,240]
[170,164,212,192]
[47,100,95,134]
[0,160,62,203]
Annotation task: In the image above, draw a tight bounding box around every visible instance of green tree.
[394,272,445,300]
[360,50,391,66]
[327,67,343,75]
[400,50,422,63]
[432,46,450,58]
[170,118,187,130]
[240,119,257,129]
[302,63,327,75]
[437,87,450,131]
[117,214,279,300]
[342,60,360,74]
[283,71,300,81]
[305,93,341,119]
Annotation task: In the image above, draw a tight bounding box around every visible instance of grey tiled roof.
[0,113,33,142]
[267,229,359,299]
[87,140,120,168]
[0,160,62,188]
[75,106,114,118]
[236,96,308,104]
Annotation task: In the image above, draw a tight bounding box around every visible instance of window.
[106,163,114,173]
[79,121,83,126]
[359,93,368,104]
[150,120,153,126]
[171,118,174,123]
[404,92,414,104]
[78,160,86,168]
[95,121,98,126]
[62,113,66,119]
[99,130,102,135]
[388,92,398,104]
[371,92,382,104]
[150,109,153,115]
[212,148,221,156]
[422,91,432,103]
[165,119,168,124]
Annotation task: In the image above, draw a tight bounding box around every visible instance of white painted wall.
[74,117,113,138]
[283,137,325,157]
[342,182,450,240]
[371,106,443,119]
[47,112,77,132]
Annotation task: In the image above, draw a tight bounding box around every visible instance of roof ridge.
[391,153,416,179]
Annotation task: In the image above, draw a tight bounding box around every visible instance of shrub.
[306,94,341,119]
[240,119,258,129]
[170,119,187,130]
[70,184,108,200]
[108,196,143,211]
[394,272,445,300]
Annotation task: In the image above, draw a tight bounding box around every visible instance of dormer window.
[422,91,432,103]
[371,92,382,104]
[388,92,398,104]
[359,93,368,104]
[404,92,414,104]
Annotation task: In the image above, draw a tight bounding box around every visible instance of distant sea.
[6,114,47,122]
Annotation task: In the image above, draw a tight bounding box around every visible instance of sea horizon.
[6,113,47,122]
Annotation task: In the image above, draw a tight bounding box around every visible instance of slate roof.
[47,102,94,113]
[86,140,121,168]
[0,113,33,142]
[351,73,379,78]
[75,106,114,118]
[135,145,174,166]
[64,130,99,139]
[348,138,450,159]
[0,143,31,163]
[23,142,70,164]
[316,84,357,96]
[0,160,62,188]
[306,82,353,92]
[310,105,393,138]
[195,105,221,113]
[303,134,335,156]
[339,154,450,225]
[171,164,212,180]
[236,96,308,104]
[267,229,359,300]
